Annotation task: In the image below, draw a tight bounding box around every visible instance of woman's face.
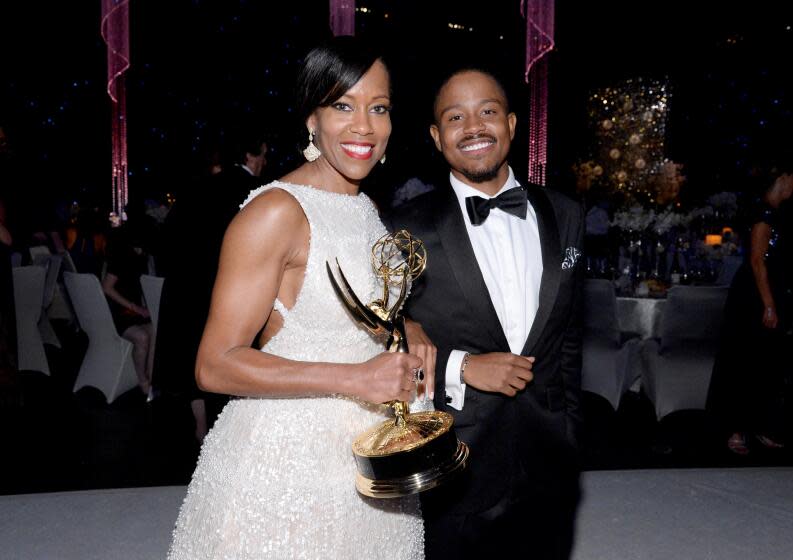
[307,60,391,183]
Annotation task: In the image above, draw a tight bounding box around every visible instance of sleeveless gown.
[168,182,424,559]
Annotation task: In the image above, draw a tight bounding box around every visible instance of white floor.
[1,468,792,560]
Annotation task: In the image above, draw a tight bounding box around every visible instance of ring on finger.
[411,367,425,383]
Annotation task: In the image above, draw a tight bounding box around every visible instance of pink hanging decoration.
[101,0,130,218]
[521,0,555,186]
[329,0,356,36]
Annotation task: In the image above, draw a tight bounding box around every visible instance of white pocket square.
[561,247,581,269]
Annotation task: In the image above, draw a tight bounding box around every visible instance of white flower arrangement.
[611,205,655,231]
[611,205,689,234]
[653,207,690,234]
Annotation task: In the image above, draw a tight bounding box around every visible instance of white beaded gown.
[168,182,424,560]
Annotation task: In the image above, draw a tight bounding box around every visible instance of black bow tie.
[465,187,528,226]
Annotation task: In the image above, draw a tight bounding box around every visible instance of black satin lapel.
[521,186,561,356]
[433,188,510,351]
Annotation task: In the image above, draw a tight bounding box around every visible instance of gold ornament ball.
[602,119,614,130]
[634,158,646,169]
[609,148,621,160]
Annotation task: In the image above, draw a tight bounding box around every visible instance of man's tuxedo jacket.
[387,176,584,516]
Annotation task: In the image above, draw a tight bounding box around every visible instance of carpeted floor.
[2,468,792,560]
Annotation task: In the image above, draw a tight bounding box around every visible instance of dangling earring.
[380,153,387,164]
[303,129,321,162]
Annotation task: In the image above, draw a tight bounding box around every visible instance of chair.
[12,266,50,374]
[140,274,164,387]
[641,285,729,420]
[581,279,641,410]
[61,250,78,273]
[147,255,157,276]
[64,272,138,403]
[42,250,79,326]
[34,254,63,348]
[28,245,52,261]
[140,275,164,336]
[716,255,742,286]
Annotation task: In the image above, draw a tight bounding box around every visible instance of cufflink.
[445,394,452,404]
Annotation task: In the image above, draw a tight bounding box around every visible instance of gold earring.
[380,153,387,165]
[303,129,321,162]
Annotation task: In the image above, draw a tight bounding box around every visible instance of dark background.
[1,1,792,211]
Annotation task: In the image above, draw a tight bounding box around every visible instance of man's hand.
[404,319,436,400]
[463,353,534,397]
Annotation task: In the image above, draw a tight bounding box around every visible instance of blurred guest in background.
[0,194,16,387]
[67,206,109,276]
[0,124,18,387]
[102,203,155,398]
[154,127,268,443]
[707,164,793,454]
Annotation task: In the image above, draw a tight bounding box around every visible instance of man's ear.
[508,112,517,141]
[429,124,442,152]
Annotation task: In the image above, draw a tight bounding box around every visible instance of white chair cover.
[64,272,138,403]
[28,245,51,261]
[45,252,77,324]
[716,255,742,286]
[583,279,620,343]
[641,285,729,419]
[139,275,164,336]
[61,251,78,273]
[582,279,641,410]
[35,254,63,348]
[12,266,50,375]
[140,274,164,388]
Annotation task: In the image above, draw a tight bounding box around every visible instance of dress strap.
[272,298,289,317]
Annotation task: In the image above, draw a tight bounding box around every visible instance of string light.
[586,78,669,201]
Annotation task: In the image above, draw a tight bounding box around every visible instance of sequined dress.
[168,182,424,559]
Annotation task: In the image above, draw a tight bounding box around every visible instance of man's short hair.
[431,66,511,124]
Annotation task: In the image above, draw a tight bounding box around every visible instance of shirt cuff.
[445,349,468,411]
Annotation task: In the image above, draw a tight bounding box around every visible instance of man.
[154,130,268,443]
[390,69,584,559]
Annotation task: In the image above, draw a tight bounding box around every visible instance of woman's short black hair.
[294,36,388,146]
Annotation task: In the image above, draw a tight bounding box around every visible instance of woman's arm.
[0,201,12,246]
[102,272,150,318]
[195,189,421,402]
[749,222,777,328]
[0,223,11,247]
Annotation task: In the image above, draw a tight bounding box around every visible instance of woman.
[102,216,154,397]
[168,38,430,559]
[707,165,793,455]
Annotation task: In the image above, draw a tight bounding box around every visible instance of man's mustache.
[457,133,497,148]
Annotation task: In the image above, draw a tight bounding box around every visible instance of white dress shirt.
[445,167,543,410]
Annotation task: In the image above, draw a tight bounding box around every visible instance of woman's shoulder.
[239,180,300,210]
[229,182,307,240]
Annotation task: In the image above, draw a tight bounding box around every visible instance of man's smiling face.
[430,71,516,187]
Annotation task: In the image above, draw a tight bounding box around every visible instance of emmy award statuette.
[326,230,469,498]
